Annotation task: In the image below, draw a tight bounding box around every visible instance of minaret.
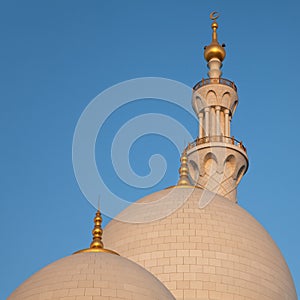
[186,12,248,202]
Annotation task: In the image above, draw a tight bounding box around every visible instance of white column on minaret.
[224,109,230,137]
[210,107,216,136]
[215,106,221,136]
[204,107,210,137]
[198,112,204,138]
[220,110,225,135]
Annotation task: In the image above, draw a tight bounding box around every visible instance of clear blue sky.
[1,1,299,298]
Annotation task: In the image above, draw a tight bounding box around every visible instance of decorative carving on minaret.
[186,12,249,202]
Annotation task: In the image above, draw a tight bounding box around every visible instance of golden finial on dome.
[73,207,119,255]
[177,149,192,186]
[204,11,226,62]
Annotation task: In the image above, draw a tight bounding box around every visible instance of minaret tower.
[186,12,248,202]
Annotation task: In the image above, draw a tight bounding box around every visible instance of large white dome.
[104,187,297,300]
[9,252,175,300]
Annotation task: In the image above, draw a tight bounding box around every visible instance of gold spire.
[177,150,192,186]
[73,209,119,255]
[204,11,226,62]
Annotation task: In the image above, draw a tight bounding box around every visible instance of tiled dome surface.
[9,252,175,300]
[104,187,297,300]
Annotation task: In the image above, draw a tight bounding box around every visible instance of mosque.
[9,13,297,300]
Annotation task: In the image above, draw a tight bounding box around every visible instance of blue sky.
[1,0,299,298]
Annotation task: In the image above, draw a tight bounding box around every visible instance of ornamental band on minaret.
[186,12,249,202]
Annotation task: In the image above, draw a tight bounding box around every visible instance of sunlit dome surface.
[104,187,297,300]
[9,252,175,300]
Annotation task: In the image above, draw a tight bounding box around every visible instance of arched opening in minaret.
[236,165,246,185]
[224,154,236,177]
[204,152,218,176]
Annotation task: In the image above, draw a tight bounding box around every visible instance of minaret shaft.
[187,14,248,202]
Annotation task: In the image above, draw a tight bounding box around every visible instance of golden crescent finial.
[204,11,226,62]
[209,11,220,21]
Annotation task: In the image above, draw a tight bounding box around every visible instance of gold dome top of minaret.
[204,11,226,62]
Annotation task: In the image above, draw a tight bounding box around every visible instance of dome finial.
[210,11,220,21]
[73,201,119,255]
[177,149,192,186]
[210,11,220,43]
[204,11,226,63]
[90,209,104,249]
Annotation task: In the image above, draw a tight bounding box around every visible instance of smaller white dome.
[9,252,175,300]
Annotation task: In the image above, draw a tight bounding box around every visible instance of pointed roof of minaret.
[73,209,119,255]
[204,11,226,62]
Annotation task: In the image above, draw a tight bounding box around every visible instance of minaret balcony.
[185,135,249,202]
[193,78,237,92]
[186,135,247,153]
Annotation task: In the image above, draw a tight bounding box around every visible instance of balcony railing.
[193,78,237,92]
[185,136,247,153]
